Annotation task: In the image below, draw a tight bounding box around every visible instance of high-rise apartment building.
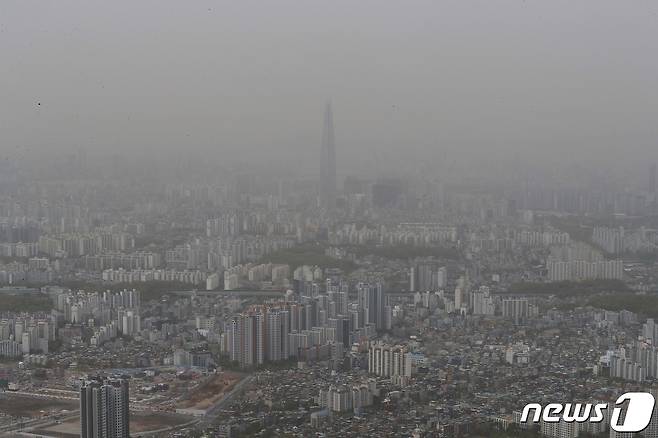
[368,341,412,378]
[80,378,130,438]
[409,262,446,292]
[227,308,291,368]
[470,286,495,316]
[357,282,386,330]
[502,297,531,324]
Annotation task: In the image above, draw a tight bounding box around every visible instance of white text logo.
[520,392,655,433]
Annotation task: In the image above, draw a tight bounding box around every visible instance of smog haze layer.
[1,0,657,181]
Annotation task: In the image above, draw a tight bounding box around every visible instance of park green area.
[260,244,357,272]
[506,279,629,296]
[346,244,459,260]
[261,243,458,273]
[59,280,193,301]
[589,294,658,318]
[0,292,52,312]
[508,279,658,318]
[0,280,194,312]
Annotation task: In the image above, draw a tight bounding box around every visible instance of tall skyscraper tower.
[320,102,337,210]
[80,378,130,438]
[357,282,386,330]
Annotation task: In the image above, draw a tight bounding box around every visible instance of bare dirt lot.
[176,371,243,410]
[30,418,79,438]
[0,394,78,417]
[31,411,192,436]
[131,411,192,433]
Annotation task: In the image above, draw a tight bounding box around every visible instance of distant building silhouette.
[320,102,337,211]
[372,178,406,208]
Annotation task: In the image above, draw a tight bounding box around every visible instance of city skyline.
[2,2,658,437]
[2,1,658,174]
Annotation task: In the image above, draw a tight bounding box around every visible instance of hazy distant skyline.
[1,0,657,175]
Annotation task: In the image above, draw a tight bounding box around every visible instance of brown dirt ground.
[177,372,243,410]
[31,411,192,436]
[0,395,78,417]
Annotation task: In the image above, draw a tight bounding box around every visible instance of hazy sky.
[1,1,657,174]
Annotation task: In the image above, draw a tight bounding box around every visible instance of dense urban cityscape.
[3,1,658,437]
[0,100,658,437]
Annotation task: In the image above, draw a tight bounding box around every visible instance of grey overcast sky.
[1,0,657,174]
